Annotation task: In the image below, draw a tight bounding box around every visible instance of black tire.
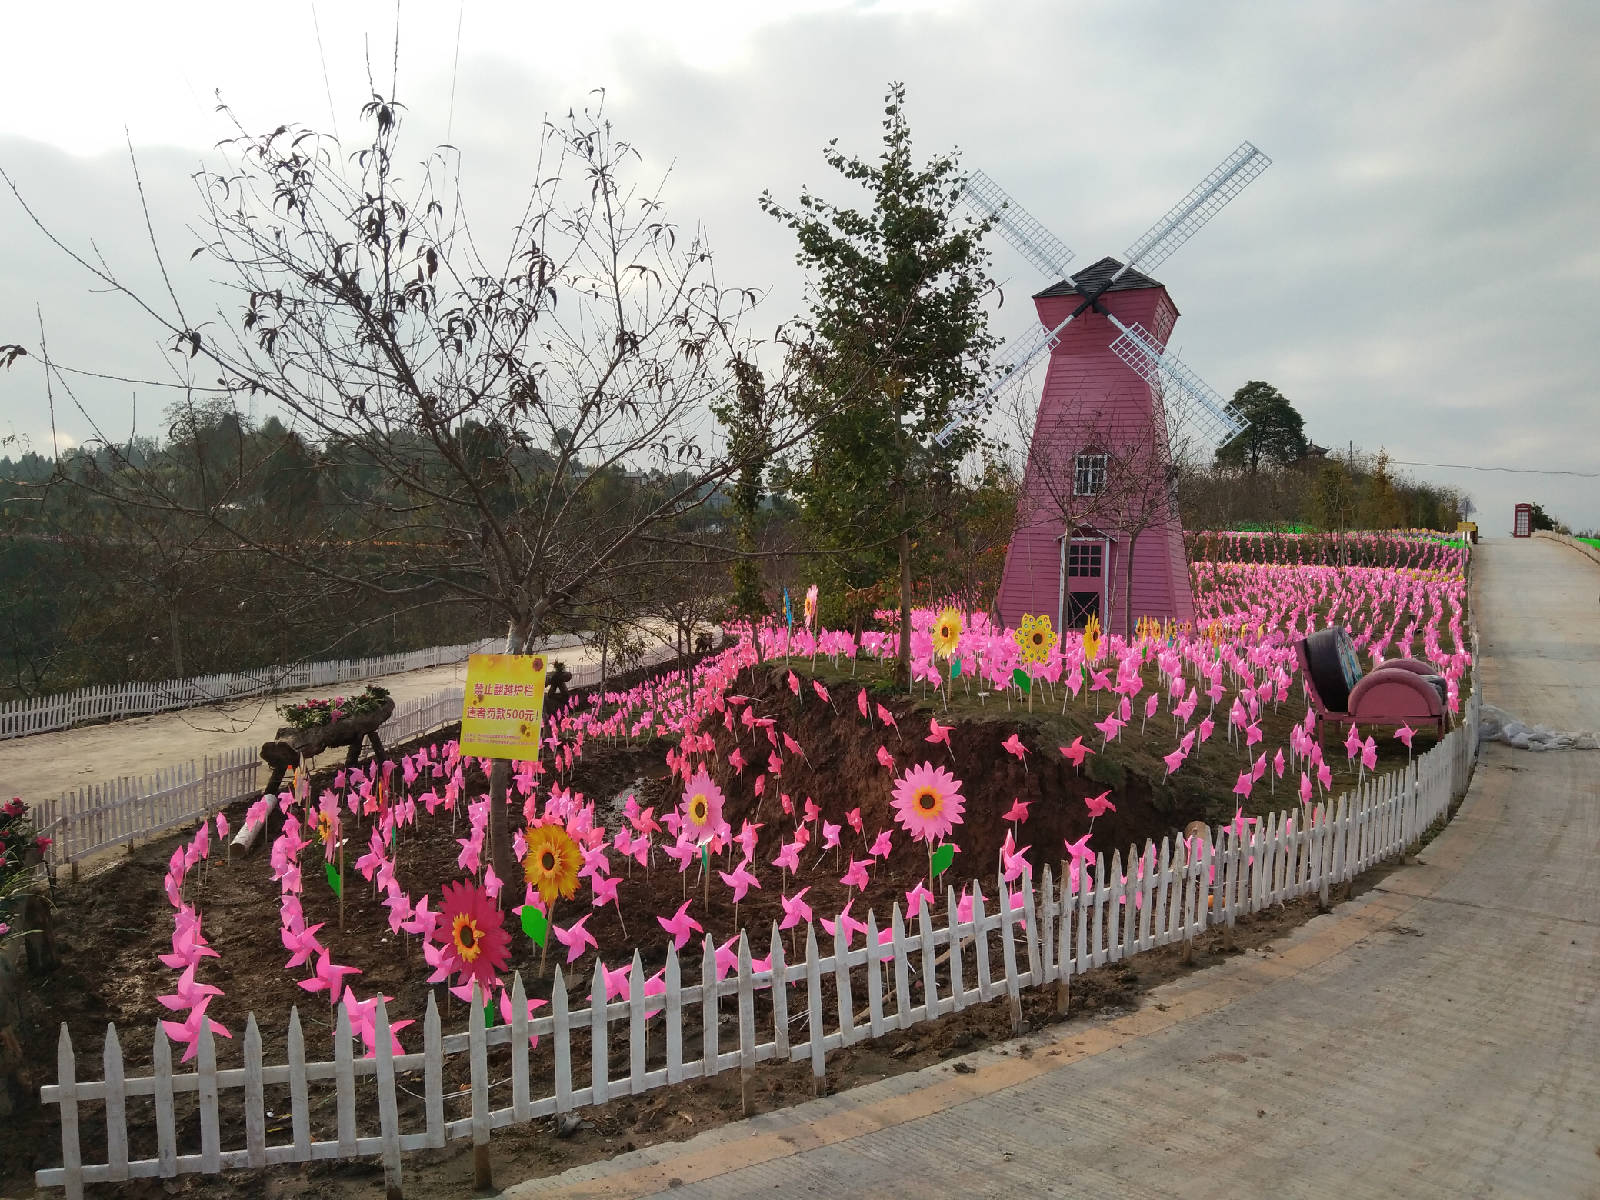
[1302,627,1362,713]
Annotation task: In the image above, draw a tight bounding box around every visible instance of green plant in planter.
[278,684,391,731]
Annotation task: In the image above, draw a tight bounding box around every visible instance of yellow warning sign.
[459,653,547,761]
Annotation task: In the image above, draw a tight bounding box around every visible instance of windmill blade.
[962,169,1076,281]
[1121,142,1271,275]
[1106,317,1247,451]
[932,320,1063,446]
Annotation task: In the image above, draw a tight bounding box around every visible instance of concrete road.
[512,536,1600,1200]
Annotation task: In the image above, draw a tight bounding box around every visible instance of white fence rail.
[0,636,563,740]
[28,641,688,872]
[36,691,1480,1198]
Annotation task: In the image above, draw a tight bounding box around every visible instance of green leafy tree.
[760,82,998,681]
[713,356,773,621]
[1214,381,1309,473]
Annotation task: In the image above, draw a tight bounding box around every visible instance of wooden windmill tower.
[936,144,1271,637]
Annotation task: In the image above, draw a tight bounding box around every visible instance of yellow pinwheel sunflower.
[931,607,962,659]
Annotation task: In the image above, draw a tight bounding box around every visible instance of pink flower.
[889,761,966,845]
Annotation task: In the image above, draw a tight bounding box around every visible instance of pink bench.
[1297,629,1447,746]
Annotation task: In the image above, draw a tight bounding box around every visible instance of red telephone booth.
[1513,503,1533,538]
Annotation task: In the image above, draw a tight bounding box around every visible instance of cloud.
[0,0,1595,526]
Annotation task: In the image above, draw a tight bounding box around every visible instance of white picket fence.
[35,690,1480,1197]
[27,641,689,873]
[0,636,541,740]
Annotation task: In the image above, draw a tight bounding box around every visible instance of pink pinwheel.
[1059,737,1094,771]
[657,899,703,950]
[857,689,871,721]
[1198,716,1216,744]
[926,716,954,750]
[719,860,761,904]
[497,988,548,1034]
[1002,797,1030,825]
[624,832,651,870]
[728,747,747,775]
[876,703,898,733]
[577,841,610,881]
[1360,736,1378,773]
[1083,790,1116,819]
[904,880,935,916]
[779,887,813,930]
[1299,771,1314,804]
[342,989,413,1058]
[1001,733,1029,766]
[846,807,863,835]
[1094,713,1124,744]
[1395,724,1416,750]
[868,829,894,859]
[813,680,831,704]
[590,872,622,909]
[1163,746,1187,777]
[281,922,326,971]
[157,963,222,1013]
[821,900,868,948]
[401,895,438,941]
[1344,724,1363,761]
[1000,840,1032,884]
[160,918,219,971]
[787,671,801,695]
[552,914,599,965]
[713,935,744,982]
[802,798,821,825]
[596,960,634,1003]
[772,839,802,874]
[1064,832,1094,873]
[299,953,362,1004]
[735,819,762,861]
[1233,770,1254,799]
[215,811,230,841]
[1273,748,1286,778]
[820,820,842,851]
[875,745,895,771]
[840,857,872,891]
[161,997,233,1064]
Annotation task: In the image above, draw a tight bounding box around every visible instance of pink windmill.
[937,144,1271,636]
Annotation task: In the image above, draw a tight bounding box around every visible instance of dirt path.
[0,640,618,804]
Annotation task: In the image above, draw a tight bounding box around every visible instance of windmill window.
[1074,453,1107,496]
[1067,543,1103,578]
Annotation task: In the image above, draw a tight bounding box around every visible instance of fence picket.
[152,1024,177,1178]
[102,1025,128,1181]
[768,924,790,1058]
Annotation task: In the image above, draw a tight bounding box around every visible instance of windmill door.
[1063,538,1106,629]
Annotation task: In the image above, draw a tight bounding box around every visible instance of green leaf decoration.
[520,904,550,947]
[324,860,342,897]
[1011,667,1032,694]
[949,658,962,679]
[484,1003,497,1028]
[931,842,955,878]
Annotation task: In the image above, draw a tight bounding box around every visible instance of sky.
[0,0,1595,530]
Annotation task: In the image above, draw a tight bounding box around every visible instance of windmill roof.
[1034,256,1163,299]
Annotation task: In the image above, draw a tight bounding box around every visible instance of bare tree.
[1,88,839,889]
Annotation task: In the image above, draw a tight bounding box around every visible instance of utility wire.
[1387,460,1598,479]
